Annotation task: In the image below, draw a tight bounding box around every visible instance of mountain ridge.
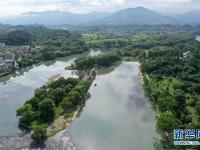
[1,7,200,26]
[90,7,177,25]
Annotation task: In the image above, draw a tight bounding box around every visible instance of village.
[0,42,43,76]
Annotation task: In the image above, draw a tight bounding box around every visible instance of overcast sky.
[0,0,200,18]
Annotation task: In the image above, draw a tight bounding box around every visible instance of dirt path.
[47,105,82,136]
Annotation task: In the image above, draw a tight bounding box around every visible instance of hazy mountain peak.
[2,7,200,26]
[91,7,177,25]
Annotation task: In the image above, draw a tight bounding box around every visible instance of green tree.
[60,97,73,109]
[31,127,47,144]
[50,88,66,105]
[38,98,55,123]
[18,110,36,127]
[195,100,200,114]
[157,112,180,133]
[157,97,176,112]
[174,89,186,110]
[35,87,47,99]
[68,90,82,106]
[5,30,32,45]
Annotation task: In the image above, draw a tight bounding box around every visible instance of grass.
[31,121,49,130]
[148,76,198,125]
[85,37,128,44]
[82,33,99,40]
[47,122,66,137]
[83,33,156,45]
[153,77,181,95]
[55,106,64,118]
[132,33,154,42]
[187,106,198,125]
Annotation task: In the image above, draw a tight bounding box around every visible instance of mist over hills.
[1,7,200,26]
[174,10,200,25]
[91,7,177,25]
[2,11,111,25]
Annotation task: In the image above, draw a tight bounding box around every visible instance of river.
[0,59,77,136]
[196,36,200,41]
[0,52,157,149]
[69,62,158,150]
[0,50,101,136]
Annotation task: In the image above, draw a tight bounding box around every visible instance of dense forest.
[71,51,121,70]
[139,39,200,149]
[18,28,88,67]
[17,77,90,143]
[81,30,194,53]
[0,26,88,67]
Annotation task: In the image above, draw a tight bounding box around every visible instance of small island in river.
[16,73,95,144]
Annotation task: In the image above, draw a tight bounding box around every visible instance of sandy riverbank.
[138,68,145,86]
[48,74,61,82]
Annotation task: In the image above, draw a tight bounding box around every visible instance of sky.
[0,0,200,18]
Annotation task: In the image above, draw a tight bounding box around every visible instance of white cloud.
[0,0,200,18]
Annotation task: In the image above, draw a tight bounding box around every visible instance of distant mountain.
[174,10,200,25]
[2,11,111,25]
[91,7,177,25]
[3,7,200,26]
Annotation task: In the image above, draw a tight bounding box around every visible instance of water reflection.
[196,36,200,41]
[0,59,76,136]
[0,50,102,136]
[88,50,102,57]
[70,62,158,150]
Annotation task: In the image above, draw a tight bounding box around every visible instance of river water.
[0,52,157,149]
[69,62,158,150]
[196,36,200,41]
[0,50,100,136]
[0,59,77,136]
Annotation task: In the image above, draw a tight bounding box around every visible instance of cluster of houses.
[0,42,43,75]
[180,51,190,60]
[0,43,16,74]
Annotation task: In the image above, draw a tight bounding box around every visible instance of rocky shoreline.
[0,129,76,150]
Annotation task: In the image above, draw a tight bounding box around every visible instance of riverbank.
[138,68,144,86]
[0,51,89,82]
[46,69,96,137]
[47,105,82,137]
[139,69,160,117]
[48,74,61,82]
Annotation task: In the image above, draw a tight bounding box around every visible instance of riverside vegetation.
[69,28,200,149]
[0,26,88,73]
[139,38,200,149]
[13,25,200,149]
[17,77,90,144]
[70,51,121,70]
